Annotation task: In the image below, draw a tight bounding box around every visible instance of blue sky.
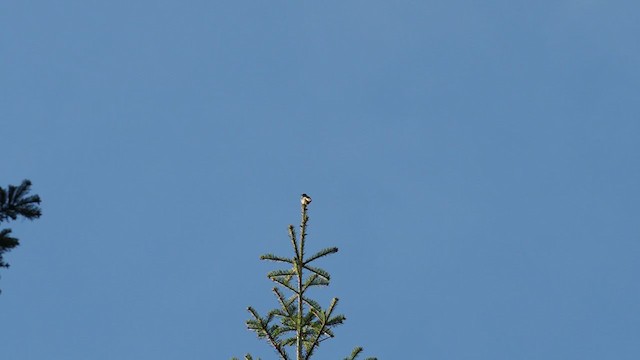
[2,1,639,359]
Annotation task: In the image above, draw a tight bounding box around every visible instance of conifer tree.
[0,180,42,282]
[233,195,376,360]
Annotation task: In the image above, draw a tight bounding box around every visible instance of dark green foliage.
[234,198,375,360]
[0,180,42,269]
[344,347,378,360]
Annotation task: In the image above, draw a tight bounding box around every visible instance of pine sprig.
[302,265,330,281]
[344,347,378,360]
[0,180,42,272]
[234,196,375,360]
[304,247,338,265]
[246,307,291,360]
[261,253,294,264]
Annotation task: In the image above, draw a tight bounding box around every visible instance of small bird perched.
[301,193,312,205]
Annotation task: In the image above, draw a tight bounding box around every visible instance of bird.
[301,193,312,205]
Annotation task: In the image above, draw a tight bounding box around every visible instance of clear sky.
[2,1,639,359]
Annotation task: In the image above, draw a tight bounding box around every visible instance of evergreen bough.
[233,196,376,360]
[0,179,42,292]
